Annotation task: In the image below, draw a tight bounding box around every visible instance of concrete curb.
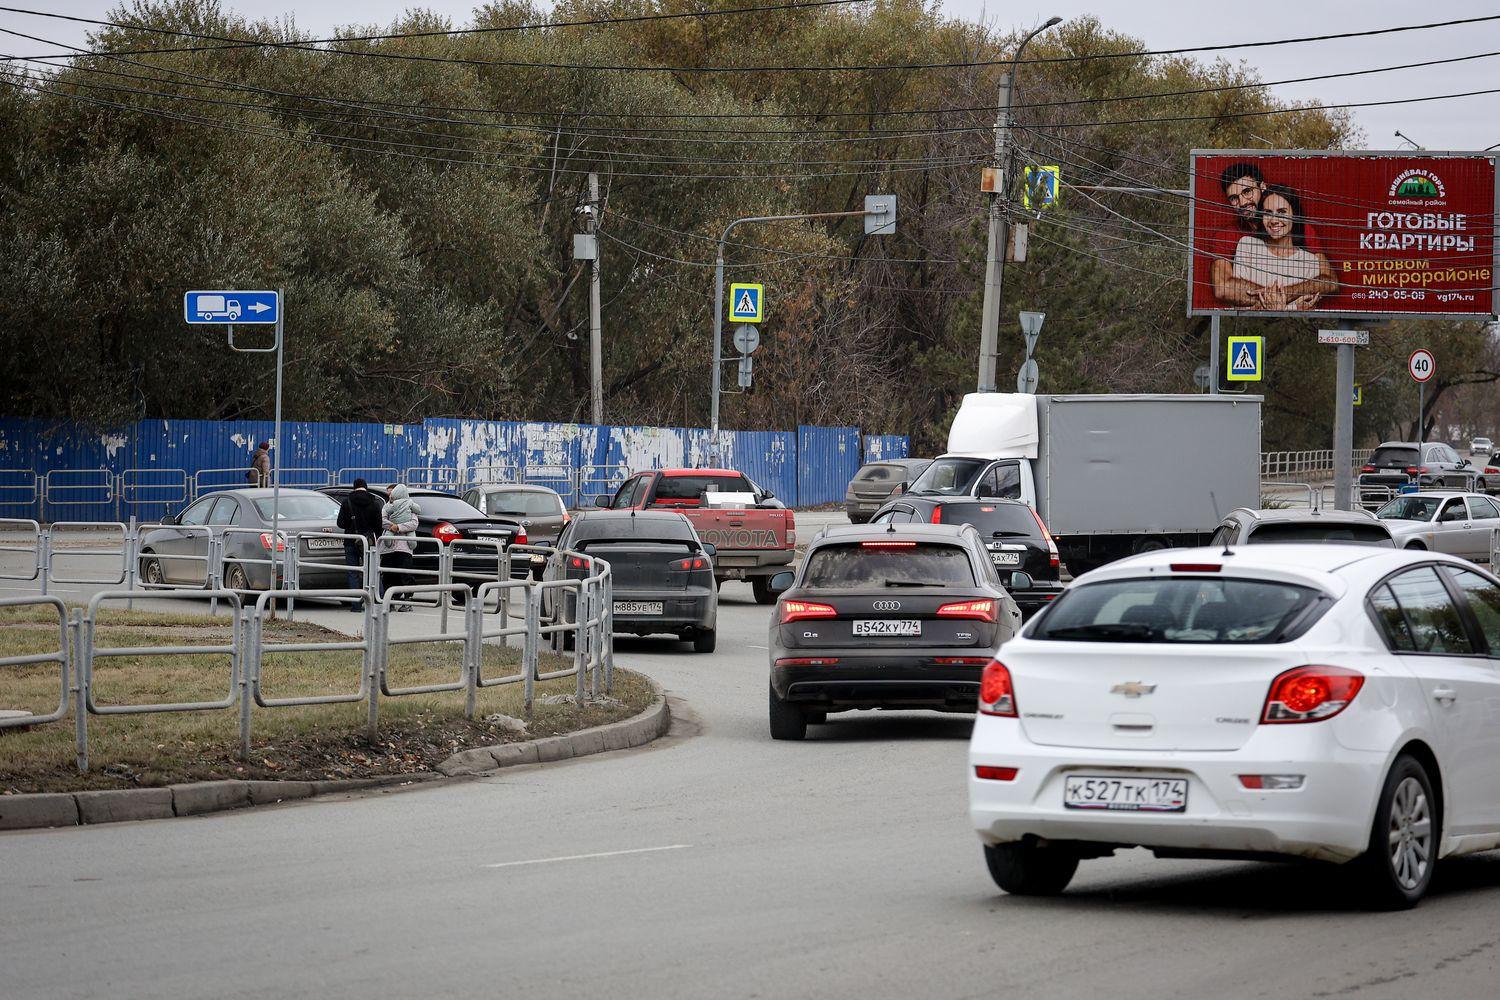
[0,683,669,833]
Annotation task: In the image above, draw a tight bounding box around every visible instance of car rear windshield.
[854,463,901,483]
[1033,577,1322,643]
[801,542,976,589]
[1368,446,1419,467]
[1246,522,1393,546]
[253,495,339,520]
[654,475,752,501]
[484,491,563,517]
[577,516,695,542]
[409,495,484,520]
[936,503,1039,537]
[1376,496,1440,521]
[907,457,987,496]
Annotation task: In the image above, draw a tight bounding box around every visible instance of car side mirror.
[1008,571,1034,591]
[893,482,908,496]
[593,495,612,508]
[700,542,717,558]
[163,511,180,526]
[760,490,775,501]
[1461,458,1471,467]
[769,571,795,596]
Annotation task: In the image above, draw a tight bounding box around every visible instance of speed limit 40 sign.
[1409,349,1435,383]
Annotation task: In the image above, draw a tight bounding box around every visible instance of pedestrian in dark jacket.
[336,478,384,611]
[247,441,272,486]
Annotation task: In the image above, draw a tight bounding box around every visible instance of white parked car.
[969,545,1500,908]
[1472,437,1492,457]
[1376,491,1500,562]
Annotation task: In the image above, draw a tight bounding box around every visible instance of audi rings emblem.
[872,600,902,612]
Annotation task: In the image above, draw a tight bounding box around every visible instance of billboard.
[1188,151,1496,319]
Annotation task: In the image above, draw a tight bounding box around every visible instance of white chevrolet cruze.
[969,544,1500,908]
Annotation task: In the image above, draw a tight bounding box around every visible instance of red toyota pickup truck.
[597,468,796,604]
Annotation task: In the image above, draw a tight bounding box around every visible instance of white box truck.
[906,393,1262,573]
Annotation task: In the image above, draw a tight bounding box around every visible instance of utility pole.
[587,172,603,426]
[976,16,1061,393]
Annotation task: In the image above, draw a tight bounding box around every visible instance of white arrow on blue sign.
[184,289,279,325]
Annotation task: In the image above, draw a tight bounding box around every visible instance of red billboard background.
[1189,152,1496,317]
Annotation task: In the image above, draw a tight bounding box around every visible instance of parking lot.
[4,554,1500,999]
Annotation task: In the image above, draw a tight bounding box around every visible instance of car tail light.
[514,527,528,546]
[779,600,837,624]
[1261,665,1364,723]
[978,660,1017,717]
[775,656,840,667]
[1029,507,1060,568]
[1360,465,1376,473]
[432,521,461,545]
[974,766,1019,781]
[937,598,997,623]
[259,531,286,552]
[1487,467,1500,476]
[561,513,571,525]
[1171,563,1222,572]
[1238,774,1305,790]
[569,556,587,569]
[861,540,916,548]
[934,656,992,665]
[670,556,708,571]
[930,505,944,524]
[1406,466,1430,475]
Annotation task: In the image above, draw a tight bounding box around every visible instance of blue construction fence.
[0,417,908,522]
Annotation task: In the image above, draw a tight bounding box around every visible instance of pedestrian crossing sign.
[1353,384,1363,406]
[728,283,763,323]
[1226,335,1263,382]
[1023,165,1061,210]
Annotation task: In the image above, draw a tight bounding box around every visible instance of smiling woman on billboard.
[1229,184,1339,310]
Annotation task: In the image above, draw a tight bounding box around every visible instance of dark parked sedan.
[546,510,718,652]
[320,487,525,587]
[767,523,1025,740]
[139,488,349,591]
[845,458,932,523]
[870,496,1063,619]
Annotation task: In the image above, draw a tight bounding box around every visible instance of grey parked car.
[461,483,569,578]
[1209,507,1394,548]
[138,489,349,591]
[845,458,932,523]
[544,509,718,652]
[1376,491,1500,562]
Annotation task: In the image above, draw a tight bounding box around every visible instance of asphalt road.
[5,542,1500,999]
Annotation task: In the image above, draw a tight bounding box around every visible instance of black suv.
[869,497,1063,619]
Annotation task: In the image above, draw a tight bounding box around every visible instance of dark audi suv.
[767,523,1025,740]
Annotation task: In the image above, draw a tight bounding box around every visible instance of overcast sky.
[4,1,1499,149]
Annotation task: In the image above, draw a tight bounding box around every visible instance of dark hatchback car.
[767,523,1025,740]
[319,487,525,587]
[1358,441,1481,500]
[870,496,1063,620]
[546,510,718,652]
[845,458,932,523]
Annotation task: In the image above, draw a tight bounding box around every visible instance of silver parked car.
[845,458,932,523]
[138,488,349,591]
[1471,437,1493,457]
[461,483,569,578]
[1376,491,1500,562]
[1209,507,1394,547]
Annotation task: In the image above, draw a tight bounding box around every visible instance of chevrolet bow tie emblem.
[1111,681,1156,698]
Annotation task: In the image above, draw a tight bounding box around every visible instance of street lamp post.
[976,16,1062,393]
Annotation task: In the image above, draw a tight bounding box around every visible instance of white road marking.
[483,844,691,869]
[748,644,768,649]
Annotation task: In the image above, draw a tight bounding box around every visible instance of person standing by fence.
[381,484,420,612]
[247,441,272,486]
[336,478,382,611]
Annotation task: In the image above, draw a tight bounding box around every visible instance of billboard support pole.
[1208,315,1220,396]
[1333,321,1355,511]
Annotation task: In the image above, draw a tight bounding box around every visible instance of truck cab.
[904,455,1038,506]
[598,468,796,604]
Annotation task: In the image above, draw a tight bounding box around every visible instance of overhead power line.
[8,9,1500,75]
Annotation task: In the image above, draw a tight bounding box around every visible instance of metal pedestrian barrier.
[0,518,42,582]
[0,541,615,773]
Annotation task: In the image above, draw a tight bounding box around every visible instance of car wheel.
[225,564,251,592]
[768,685,807,741]
[983,842,1079,896]
[140,552,164,587]
[1355,754,1439,910]
[692,629,717,654]
[751,577,777,605]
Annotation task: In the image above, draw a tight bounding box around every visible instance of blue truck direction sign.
[184,290,280,325]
